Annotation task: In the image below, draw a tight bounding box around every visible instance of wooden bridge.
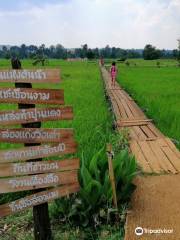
[100,65,180,240]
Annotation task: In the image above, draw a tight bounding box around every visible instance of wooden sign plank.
[0,158,79,177]
[0,182,80,217]
[0,107,73,126]
[0,88,64,105]
[0,128,74,143]
[0,170,78,193]
[0,69,60,83]
[0,141,77,163]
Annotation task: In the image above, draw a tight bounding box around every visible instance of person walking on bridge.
[110,61,117,87]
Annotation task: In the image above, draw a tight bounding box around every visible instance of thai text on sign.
[0,170,78,193]
[0,158,79,177]
[0,88,64,104]
[0,128,73,143]
[0,141,77,163]
[0,107,73,125]
[0,183,79,217]
[0,69,60,83]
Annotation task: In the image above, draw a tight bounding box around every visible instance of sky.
[0,0,179,49]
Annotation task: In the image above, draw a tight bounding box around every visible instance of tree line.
[0,43,179,60]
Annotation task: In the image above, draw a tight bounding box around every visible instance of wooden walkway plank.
[110,98,122,119]
[132,126,147,141]
[164,137,180,159]
[125,100,142,118]
[129,128,139,141]
[140,125,157,139]
[120,97,134,118]
[148,123,164,138]
[137,140,162,173]
[112,91,128,118]
[157,138,180,171]
[127,97,147,118]
[148,140,177,173]
[130,140,152,173]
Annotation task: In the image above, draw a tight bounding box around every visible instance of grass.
[0,209,124,240]
[0,59,125,239]
[116,59,180,148]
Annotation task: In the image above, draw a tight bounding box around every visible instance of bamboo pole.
[106,144,118,209]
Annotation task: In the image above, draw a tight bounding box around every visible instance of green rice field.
[0,59,125,240]
[116,59,180,148]
[0,58,179,239]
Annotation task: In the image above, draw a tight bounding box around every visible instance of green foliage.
[113,150,136,202]
[143,44,161,60]
[125,60,130,67]
[52,136,137,227]
[156,61,160,68]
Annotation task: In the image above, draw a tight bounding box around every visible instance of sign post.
[0,60,80,240]
[12,63,52,240]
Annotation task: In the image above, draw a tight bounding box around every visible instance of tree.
[81,44,88,58]
[93,48,99,58]
[173,49,178,59]
[10,46,20,58]
[111,47,116,58]
[20,44,27,58]
[177,39,180,60]
[143,44,161,60]
[87,49,95,59]
[104,45,111,58]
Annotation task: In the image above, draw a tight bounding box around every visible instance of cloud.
[0,0,179,49]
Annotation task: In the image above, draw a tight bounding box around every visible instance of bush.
[52,134,137,227]
[156,61,160,68]
[125,60,130,67]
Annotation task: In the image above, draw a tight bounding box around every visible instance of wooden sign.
[0,69,60,83]
[0,182,80,217]
[0,106,73,125]
[0,128,73,143]
[0,170,78,193]
[0,88,64,105]
[0,158,79,177]
[0,141,77,163]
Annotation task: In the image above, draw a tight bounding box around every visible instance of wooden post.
[12,59,52,240]
[106,144,118,209]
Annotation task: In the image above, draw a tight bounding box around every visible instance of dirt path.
[100,65,180,239]
[125,175,180,240]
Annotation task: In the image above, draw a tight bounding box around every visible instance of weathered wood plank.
[0,182,80,217]
[0,170,78,193]
[148,123,164,138]
[0,69,60,83]
[112,91,127,118]
[0,88,64,104]
[0,141,77,163]
[164,137,180,159]
[118,119,152,123]
[118,121,149,127]
[140,125,156,138]
[120,98,134,118]
[0,107,73,125]
[0,158,79,177]
[132,126,147,140]
[128,100,146,118]
[158,138,180,170]
[138,140,162,173]
[0,128,73,143]
[148,140,177,173]
[130,140,152,173]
